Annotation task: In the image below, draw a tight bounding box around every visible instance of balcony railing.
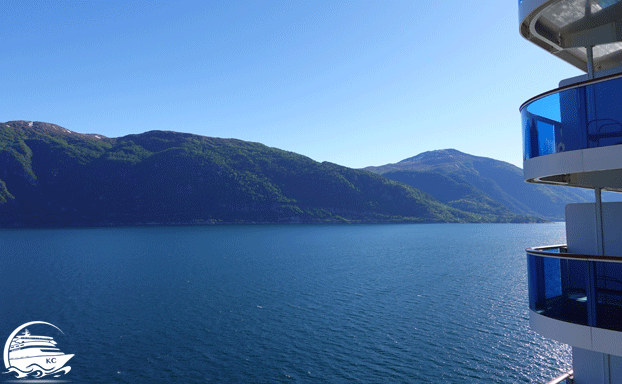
[545,369,574,384]
[527,245,622,331]
[520,73,622,161]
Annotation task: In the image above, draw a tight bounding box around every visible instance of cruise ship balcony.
[521,74,622,186]
[519,0,622,382]
[527,244,622,357]
[527,245,622,332]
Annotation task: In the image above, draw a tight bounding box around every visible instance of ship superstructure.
[519,1,622,383]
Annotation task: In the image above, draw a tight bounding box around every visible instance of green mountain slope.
[1,121,528,226]
[365,149,592,220]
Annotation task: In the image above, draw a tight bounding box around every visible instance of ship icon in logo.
[3,321,73,379]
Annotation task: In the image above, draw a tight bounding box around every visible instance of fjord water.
[0,223,570,383]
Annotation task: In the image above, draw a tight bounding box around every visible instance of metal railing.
[527,244,622,263]
[520,72,622,111]
[545,369,574,384]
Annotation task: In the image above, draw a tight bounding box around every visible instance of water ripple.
[0,223,570,383]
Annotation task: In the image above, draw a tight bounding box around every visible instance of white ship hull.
[9,353,73,374]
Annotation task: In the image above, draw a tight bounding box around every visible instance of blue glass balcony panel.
[521,76,622,161]
[528,248,622,331]
[595,261,622,331]
[527,253,589,326]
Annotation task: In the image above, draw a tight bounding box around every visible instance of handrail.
[545,369,574,384]
[520,71,622,112]
[527,244,622,263]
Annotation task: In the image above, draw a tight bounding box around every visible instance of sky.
[1,1,585,169]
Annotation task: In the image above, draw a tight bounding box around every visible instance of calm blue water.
[0,223,570,383]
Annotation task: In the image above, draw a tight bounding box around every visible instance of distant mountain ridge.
[0,121,542,227]
[365,149,591,220]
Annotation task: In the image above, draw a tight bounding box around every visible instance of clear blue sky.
[1,1,583,168]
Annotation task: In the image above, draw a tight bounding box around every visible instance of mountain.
[1,121,540,227]
[365,149,592,220]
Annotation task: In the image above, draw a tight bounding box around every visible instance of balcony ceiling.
[521,0,622,72]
